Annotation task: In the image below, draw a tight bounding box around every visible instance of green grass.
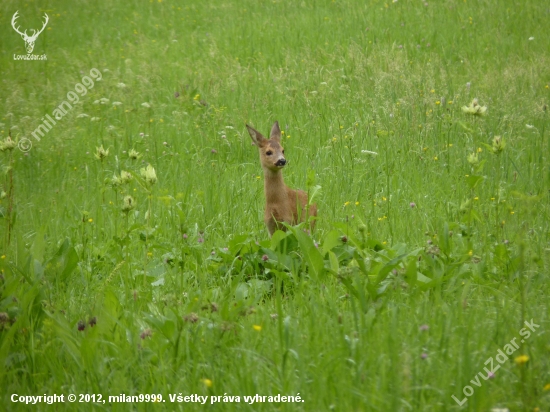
[1,0,549,410]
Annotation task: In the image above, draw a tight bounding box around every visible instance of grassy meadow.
[1,0,549,410]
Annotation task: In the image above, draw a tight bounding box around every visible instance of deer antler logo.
[11,11,49,54]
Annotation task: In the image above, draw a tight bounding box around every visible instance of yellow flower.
[433,156,438,161]
[0,255,5,259]
[355,201,359,206]
[477,147,482,153]
[253,325,262,332]
[468,250,473,256]
[344,201,350,207]
[543,383,550,391]
[200,378,213,388]
[514,355,529,366]
[88,218,93,223]
[436,101,441,105]
[194,94,200,100]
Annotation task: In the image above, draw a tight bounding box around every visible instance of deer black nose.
[275,158,286,167]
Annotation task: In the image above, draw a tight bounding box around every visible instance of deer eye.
[266,150,273,156]
[282,150,285,154]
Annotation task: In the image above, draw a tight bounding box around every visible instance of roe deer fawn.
[246,121,317,236]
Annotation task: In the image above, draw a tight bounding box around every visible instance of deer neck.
[263,168,287,203]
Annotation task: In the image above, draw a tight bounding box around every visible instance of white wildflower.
[140,164,157,185]
[462,98,487,116]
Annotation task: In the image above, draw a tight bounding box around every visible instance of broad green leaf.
[375,248,422,284]
[353,250,369,276]
[328,251,339,274]
[404,257,417,287]
[308,185,322,204]
[289,226,325,279]
[322,230,342,256]
[466,175,484,189]
[61,246,79,280]
[30,226,47,263]
[228,234,249,254]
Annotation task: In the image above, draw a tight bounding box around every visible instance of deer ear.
[246,124,266,147]
[270,121,282,142]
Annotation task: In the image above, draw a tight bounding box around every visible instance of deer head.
[11,11,49,54]
[247,122,286,173]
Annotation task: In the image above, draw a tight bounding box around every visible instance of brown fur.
[246,121,317,236]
